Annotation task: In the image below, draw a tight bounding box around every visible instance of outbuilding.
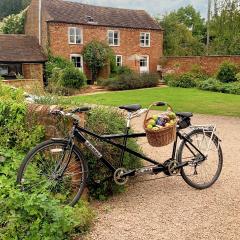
[0,34,47,86]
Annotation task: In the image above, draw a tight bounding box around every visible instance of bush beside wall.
[0,84,94,239]
[102,73,159,90]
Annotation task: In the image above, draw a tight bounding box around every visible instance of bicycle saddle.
[119,104,142,112]
[176,112,193,118]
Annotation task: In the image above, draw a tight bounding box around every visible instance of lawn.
[64,87,240,117]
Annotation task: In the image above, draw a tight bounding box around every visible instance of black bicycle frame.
[70,122,206,174]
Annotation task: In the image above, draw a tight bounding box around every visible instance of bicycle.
[17,102,223,206]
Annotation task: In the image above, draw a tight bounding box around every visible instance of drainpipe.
[39,0,42,45]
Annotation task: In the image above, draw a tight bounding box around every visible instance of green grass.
[64,87,240,117]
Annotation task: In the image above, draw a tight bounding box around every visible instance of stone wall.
[162,55,240,75]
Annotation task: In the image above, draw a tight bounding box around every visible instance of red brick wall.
[25,0,48,49]
[25,0,39,39]
[162,56,240,75]
[22,63,43,80]
[48,22,163,78]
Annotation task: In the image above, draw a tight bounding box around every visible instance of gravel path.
[84,113,240,240]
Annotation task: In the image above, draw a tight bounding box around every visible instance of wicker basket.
[143,102,177,147]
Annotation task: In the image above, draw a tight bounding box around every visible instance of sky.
[73,0,209,18]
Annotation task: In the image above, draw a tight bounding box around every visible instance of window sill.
[68,43,83,45]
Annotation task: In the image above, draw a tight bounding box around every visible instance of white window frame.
[70,54,84,72]
[139,55,149,73]
[68,27,83,44]
[116,55,123,67]
[108,30,120,46]
[140,32,150,47]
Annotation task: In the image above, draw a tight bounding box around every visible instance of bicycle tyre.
[17,139,88,206]
[177,129,223,189]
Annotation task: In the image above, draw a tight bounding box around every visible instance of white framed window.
[68,27,83,44]
[140,32,150,47]
[139,55,149,73]
[70,54,83,71]
[116,55,122,67]
[108,30,120,46]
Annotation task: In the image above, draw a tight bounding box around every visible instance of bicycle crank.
[167,160,180,176]
[114,168,129,185]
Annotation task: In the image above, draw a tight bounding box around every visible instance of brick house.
[25,0,163,80]
[0,34,47,81]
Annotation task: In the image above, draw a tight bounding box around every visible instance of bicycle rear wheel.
[17,139,88,206]
[177,129,223,189]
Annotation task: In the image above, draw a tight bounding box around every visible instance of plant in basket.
[144,102,177,147]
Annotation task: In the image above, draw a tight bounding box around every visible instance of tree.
[159,6,206,56]
[82,41,113,84]
[175,5,206,39]
[209,1,240,54]
[1,10,26,34]
[0,0,30,20]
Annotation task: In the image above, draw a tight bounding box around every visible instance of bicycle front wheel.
[17,139,88,206]
[177,129,223,189]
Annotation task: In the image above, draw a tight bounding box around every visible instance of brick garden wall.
[3,79,44,93]
[48,22,163,79]
[162,56,240,75]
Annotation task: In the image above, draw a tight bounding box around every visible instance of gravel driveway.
[84,113,240,240]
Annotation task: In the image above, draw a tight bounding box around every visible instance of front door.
[139,56,149,73]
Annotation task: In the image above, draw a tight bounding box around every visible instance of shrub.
[45,55,75,79]
[0,75,4,80]
[110,66,133,77]
[197,78,221,92]
[163,73,177,84]
[236,73,240,81]
[190,64,209,81]
[0,149,94,240]
[60,67,87,89]
[16,73,24,79]
[0,85,94,239]
[168,73,197,88]
[0,84,45,151]
[140,73,159,88]
[1,10,26,34]
[105,73,159,90]
[217,61,238,83]
[198,78,240,95]
[84,107,142,200]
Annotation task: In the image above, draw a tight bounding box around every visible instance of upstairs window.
[116,55,122,67]
[140,32,150,47]
[69,27,83,44]
[108,30,120,46]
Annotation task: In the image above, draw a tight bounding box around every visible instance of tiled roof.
[43,0,162,30]
[0,35,47,62]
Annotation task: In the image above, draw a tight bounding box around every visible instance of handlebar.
[50,106,91,122]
